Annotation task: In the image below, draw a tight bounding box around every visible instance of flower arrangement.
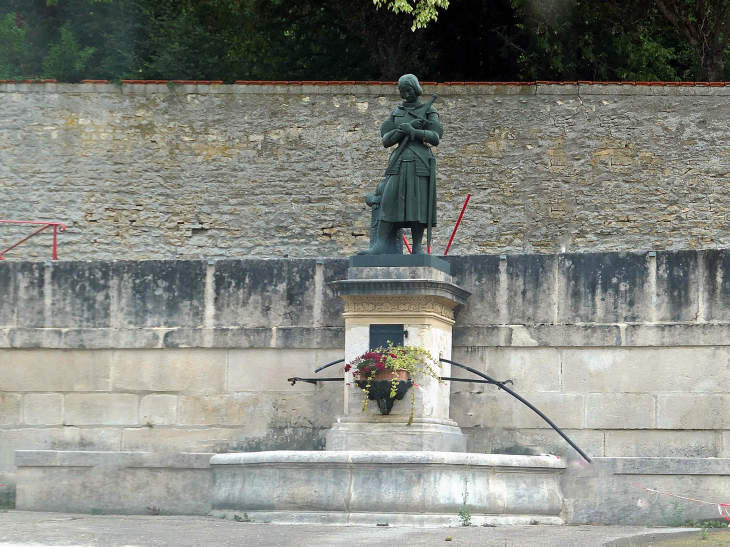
[345,344,442,425]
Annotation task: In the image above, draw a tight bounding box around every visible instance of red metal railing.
[444,193,471,256]
[0,220,67,260]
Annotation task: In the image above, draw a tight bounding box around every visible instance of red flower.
[389,353,397,359]
[376,362,385,371]
[361,366,371,375]
[344,364,351,372]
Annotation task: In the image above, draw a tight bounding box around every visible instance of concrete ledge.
[454,323,730,347]
[611,457,730,475]
[15,450,213,515]
[0,326,345,349]
[564,457,730,525]
[211,450,565,468]
[15,450,213,468]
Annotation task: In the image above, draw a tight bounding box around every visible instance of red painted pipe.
[402,233,412,254]
[444,194,471,256]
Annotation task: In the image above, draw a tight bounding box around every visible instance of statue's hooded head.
[398,74,423,97]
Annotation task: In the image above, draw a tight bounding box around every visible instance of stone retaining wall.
[15,451,729,525]
[2,254,730,498]
[3,83,730,259]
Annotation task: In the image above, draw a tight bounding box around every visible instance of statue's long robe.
[378,102,443,227]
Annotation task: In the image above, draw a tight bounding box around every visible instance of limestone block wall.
[2,253,730,499]
[449,252,730,459]
[0,259,346,496]
[4,82,730,260]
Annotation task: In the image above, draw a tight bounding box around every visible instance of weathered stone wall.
[3,82,730,260]
[0,258,347,496]
[2,253,730,497]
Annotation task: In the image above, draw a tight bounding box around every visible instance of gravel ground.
[0,511,703,547]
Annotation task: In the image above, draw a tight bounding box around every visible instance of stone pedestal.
[326,255,470,452]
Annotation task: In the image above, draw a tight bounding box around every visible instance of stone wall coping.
[14,450,214,469]
[8,323,730,349]
[210,450,566,469]
[329,278,471,305]
[0,326,345,349]
[4,82,730,96]
[596,457,730,476]
[0,249,712,264]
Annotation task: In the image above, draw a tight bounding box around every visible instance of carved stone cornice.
[329,279,471,307]
[341,295,456,322]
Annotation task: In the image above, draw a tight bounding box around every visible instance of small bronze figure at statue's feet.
[358,193,402,255]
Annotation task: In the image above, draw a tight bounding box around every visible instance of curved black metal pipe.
[440,358,592,463]
[440,377,509,384]
[314,358,345,373]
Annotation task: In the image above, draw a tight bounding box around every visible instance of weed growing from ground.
[234,513,251,522]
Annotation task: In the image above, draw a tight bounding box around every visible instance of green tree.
[1,0,139,82]
[245,0,429,80]
[420,0,523,81]
[129,0,430,81]
[133,0,237,80]
[373,0,450,30]
[59,0,140,81]
[381,0,729,81]
[42,23,96,81]
[653,0,730,80]
[496,0,690,81]
[0,13,33,79]
[8,0,725,83]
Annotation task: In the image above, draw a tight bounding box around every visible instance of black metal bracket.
[289,358,347,386]
[287,377,345,386]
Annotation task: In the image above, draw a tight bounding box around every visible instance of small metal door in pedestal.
[369,324,407,350]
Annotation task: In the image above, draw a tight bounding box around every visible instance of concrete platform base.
[13,451,730,525]
[209,451,566,527]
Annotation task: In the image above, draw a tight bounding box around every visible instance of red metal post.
[402,233,412,254]
[52,224,58,260]
[444,193,471,256]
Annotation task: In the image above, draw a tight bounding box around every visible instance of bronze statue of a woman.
[359,74,443,255]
